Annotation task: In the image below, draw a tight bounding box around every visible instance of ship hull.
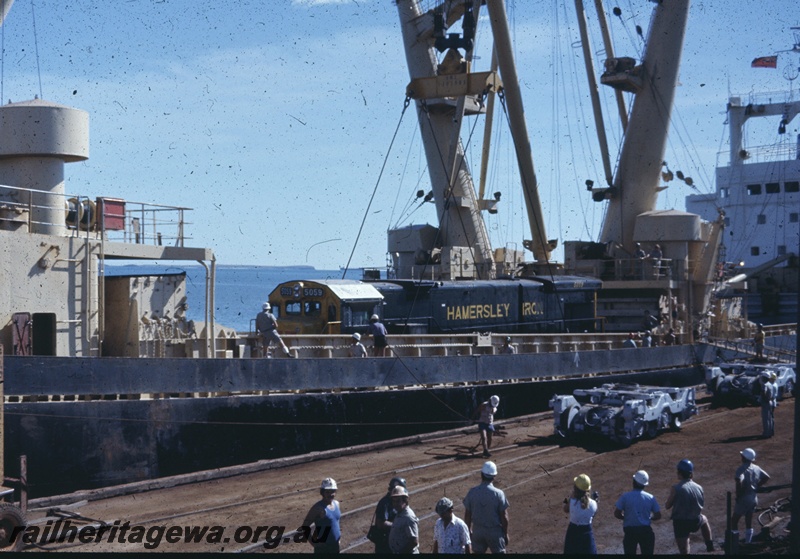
[3,346,715,497]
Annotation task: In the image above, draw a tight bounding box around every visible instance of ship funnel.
[0,99,89,235]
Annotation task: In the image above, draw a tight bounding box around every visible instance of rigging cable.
[341,97,411,280]
[31,0,43,100]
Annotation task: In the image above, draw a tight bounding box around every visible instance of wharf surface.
[22,394,795,554]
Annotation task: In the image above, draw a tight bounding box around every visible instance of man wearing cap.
[501,337,516,354]
[302,478,342,554]
[731,448,770,544]
[388,485,419,554]
[759,373,776,438]
[367,314,388,357]
[614,470,662,555]
[349,333,367,358]
[463,461,510,554]
[474,395,500,458]
[255,302,291,357]
[372,477,407,554]
[433,497,471,554]
[665,459,714,553]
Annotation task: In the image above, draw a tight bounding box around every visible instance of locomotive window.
[271,305,281,319]
[342,304,372,327]
[285,301,302,315]
[304,301,322,316]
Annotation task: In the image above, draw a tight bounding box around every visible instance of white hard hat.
[262,302,271,311]
[391,485,409,498]
[481,461,498,477]
[489,395,500,407]
[320,477,338,490]
[633,470,649,486]
[352,333,361,341]
[370,314,380,321]
[741,448,756,462]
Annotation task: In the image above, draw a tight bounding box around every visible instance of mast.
[598,0,690,251]
[485,0,554,263]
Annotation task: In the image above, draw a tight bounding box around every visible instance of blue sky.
[2,0,798,269]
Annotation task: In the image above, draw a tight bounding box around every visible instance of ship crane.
[565,0,726,334]
[393,0,555,281]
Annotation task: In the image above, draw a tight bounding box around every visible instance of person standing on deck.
[754,323,765,359]
[255,302,291,357]
[302,478,342,554]
[349,333,367,358]
[367,314,388,357]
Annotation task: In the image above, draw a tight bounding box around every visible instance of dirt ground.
[21,392,795,554]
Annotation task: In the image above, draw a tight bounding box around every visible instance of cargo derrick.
[566,0,725,335]
[394,0,553,281]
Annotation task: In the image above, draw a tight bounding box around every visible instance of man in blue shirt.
[464,461,510,553]
[614,470,662,555]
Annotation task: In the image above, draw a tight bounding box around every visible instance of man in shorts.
[665,459,714,553]
[474,395,500,458]
[731,448,770,544]
[255,302,291,357]
[367,314,388,357]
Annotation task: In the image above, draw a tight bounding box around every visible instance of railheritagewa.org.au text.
[11,520,332,550]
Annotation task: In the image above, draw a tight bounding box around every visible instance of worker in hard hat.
[366,314,388,357]
[348,332,367,358]
[613,470,662,554]
[759,372,777,438]
[463,461,509,553]
[474,395,500,458]
[433,497,471,554]
[370,477,407,554]
[731,448,770,544]
[753,323,765,359]
[563,473,598,554]
[255,302,291,358]
[301,478,341,553]
[388,485,419,554]
[665,459,714,553]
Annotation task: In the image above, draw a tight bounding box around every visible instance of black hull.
[3,346,714,498]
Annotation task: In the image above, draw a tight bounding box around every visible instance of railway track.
[23,389,790,554]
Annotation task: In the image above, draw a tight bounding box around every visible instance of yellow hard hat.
[574,474,591,492]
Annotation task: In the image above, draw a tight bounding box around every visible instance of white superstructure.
[686,93,800,270]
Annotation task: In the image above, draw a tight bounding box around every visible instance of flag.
[751,55,778,68]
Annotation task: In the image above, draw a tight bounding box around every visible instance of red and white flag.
[751,55,778,68]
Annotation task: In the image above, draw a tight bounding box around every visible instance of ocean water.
[106,264,363,332]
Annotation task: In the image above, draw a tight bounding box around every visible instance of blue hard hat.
[677,459,694,473]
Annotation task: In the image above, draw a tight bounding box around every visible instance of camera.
[592,491,600,501]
